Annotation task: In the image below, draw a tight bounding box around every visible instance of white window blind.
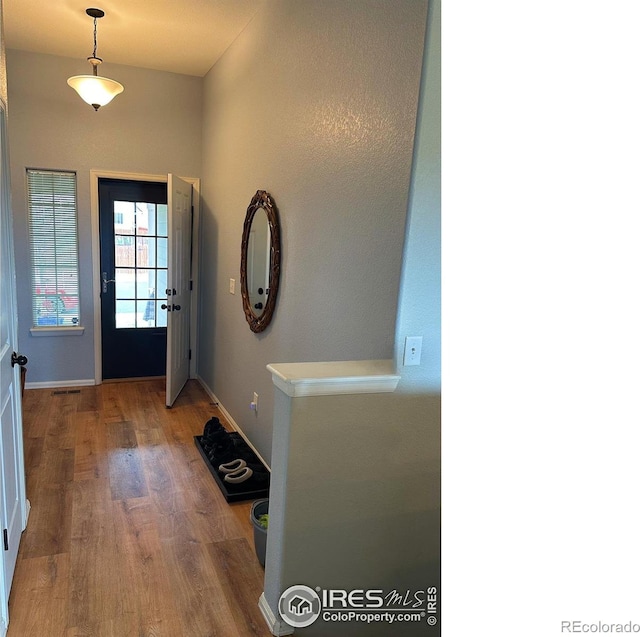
[27,169,80,327]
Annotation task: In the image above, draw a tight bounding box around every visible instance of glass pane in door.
[114,200,168,329]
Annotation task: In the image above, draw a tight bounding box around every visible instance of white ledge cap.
[266,360,400,397]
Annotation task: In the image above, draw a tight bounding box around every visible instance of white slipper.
[224,466,254,483]
[219,459,247,474]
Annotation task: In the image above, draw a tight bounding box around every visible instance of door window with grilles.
[113,200,168,328]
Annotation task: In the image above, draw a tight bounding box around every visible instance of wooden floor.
[7,379,271,637]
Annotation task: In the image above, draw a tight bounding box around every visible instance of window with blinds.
[27,169,80,328]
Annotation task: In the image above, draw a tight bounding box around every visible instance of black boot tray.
[194,435,270,502]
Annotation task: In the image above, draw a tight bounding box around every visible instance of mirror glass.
[247,209,270,317]
[240,191,281,332]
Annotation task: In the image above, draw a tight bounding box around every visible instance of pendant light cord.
[92,16,98,59]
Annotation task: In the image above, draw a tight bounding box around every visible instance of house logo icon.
[278,585,321,628]
[289,595,312,615]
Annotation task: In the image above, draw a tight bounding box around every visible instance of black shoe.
[209,442,257,466]
[203,417,226,440]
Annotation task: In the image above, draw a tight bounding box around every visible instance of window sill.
[30,326,85,337]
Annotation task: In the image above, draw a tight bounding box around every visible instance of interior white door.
[165,174,192,407]
[0,101,27,631]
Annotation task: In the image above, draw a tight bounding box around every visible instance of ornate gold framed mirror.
[240,190,281,333]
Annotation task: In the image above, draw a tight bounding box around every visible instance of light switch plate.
[229,278,236,294]
[403,336,422,366]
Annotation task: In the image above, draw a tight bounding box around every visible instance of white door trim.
[90,170,201,385]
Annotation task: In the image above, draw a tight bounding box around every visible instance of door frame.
[90,169,201,385]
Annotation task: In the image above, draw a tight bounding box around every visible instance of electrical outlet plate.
[403,336,422,366]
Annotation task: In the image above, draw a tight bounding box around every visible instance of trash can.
[250,499,269,567]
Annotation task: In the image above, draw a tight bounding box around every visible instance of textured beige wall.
[198,0,428,463]
[6,50,202,383]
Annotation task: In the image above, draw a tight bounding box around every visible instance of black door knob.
[11,352,28,368]
[161,303,171,311]
[172,304,181,311]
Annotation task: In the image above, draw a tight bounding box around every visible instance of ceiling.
[2,0,264,77]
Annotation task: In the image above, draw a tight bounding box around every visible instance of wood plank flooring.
[8,379,271,637]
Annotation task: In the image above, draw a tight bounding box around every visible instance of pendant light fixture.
[67,8,124,111]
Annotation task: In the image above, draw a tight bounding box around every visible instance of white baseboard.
[259,593,295,636]
[195,376,271,472]
[23,499,31,530]
[25,379,96,390]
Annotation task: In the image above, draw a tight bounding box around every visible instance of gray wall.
[6,50,202,384]
[391,0,441,600]
[0,2,6,106]
[264,5,441,632]
[198,0,428,464]
[265,390,439,637]
[395,0,441,395]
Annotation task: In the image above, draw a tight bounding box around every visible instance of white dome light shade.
[67,75,124,110]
